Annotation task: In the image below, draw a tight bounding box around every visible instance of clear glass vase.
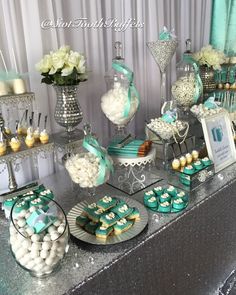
[53,85,83,134]
[10,196,70,277]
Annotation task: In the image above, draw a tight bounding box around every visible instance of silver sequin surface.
[1,165,236,294]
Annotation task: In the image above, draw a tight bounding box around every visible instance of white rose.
[35,54,52,73]
[59,45,71,53]
[50,50,67,72]
[61,66,74,76]
[76,55,86,73]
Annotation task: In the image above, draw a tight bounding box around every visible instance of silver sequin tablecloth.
[1,165,236,295]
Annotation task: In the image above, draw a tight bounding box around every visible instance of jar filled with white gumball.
[101,61,140,138]
[9,195,69,277]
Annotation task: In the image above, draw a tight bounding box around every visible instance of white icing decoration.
[88,203,97,209]
[148,197,156,203]
[117,218,127,226]
[118,204,128,213]
[102,196,112,203]
[105,212,115,220]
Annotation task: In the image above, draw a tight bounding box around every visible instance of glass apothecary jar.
[10,195,69,277]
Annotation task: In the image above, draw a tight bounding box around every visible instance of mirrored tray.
[67,196,149,245]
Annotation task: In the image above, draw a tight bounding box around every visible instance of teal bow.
[112,62,140,118]
[204,96,219,109]
[161,109,177,123]
[83,135,114,185]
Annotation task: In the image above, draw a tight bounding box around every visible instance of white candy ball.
[57,225,65,234]
[31,234,40,243]
[34,263,44,273]
[45,257,55,266]
[22,239,32,249]
[31,242,42,251]
[26,260,35,270]
[34,257,44,265]
[42,241,52,251]
[50,232,60,241]
[18,209,27,218]
[53,220,61,227]
[43,234,51,242]
[40,250,49,259]
[30,250,39,258]
[26,227,35,236]
[47,225,56,234]
[15,247,28,260]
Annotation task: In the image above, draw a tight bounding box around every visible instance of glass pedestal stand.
[108,147,162,195]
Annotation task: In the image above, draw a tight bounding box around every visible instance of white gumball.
[26,260,35,270]
[26,227,35,237]
[31,234,40,243]
[47,225,56,234]
[31,242,42,251]
[30,250,40,259]
[43,234,51,242]
[53,220,61,227]
[22,239,32,249]
[50,232,60,241]
[42,241,52,251]
[40,250,49,259]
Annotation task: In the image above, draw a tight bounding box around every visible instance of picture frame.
[201,111,236,173]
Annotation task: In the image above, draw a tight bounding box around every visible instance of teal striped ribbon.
[83,135,114,185]
[112,62,140,117]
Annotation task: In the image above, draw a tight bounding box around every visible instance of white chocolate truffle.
[185,153,193,164]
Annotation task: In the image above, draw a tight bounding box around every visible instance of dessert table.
[1,164,236,295]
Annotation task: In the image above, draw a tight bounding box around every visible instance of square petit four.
[95,225,113,239]
[111,203,132,219]
[114,218,133,235]
[100,212,119,227]
[97,196,117,211]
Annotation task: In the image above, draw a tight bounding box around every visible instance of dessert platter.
[67,195,148,245]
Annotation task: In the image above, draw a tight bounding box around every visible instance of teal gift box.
[26,209,54,234]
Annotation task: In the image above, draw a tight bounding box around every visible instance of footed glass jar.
[173,39,202,111]
[10,196,69,277]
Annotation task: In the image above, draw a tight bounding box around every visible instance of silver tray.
[67,196,149,245]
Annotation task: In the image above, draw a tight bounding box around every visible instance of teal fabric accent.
[112,62,140,117]
[210,0,236,56]
[83,135,113,185]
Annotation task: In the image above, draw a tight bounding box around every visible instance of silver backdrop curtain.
[0,0,212,191]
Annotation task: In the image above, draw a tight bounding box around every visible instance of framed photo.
[201,112,236,173]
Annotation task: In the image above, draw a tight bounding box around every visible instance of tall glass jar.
[172,39,202,112]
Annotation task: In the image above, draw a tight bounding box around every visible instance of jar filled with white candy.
[101,61,140,136]
[65,123,113,196]
[172,39,202,110]
[9,195,69,277]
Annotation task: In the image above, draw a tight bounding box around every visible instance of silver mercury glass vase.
[53,85,83,133]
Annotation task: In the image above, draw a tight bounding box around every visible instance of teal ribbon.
[112,62,140,117]
[0,70,28,81]
[192,63,203,103]
[161,109,177,123]
[83,135,113,185]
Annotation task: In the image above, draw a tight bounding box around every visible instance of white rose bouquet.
[36,45,87,85]
[193,45,226,70]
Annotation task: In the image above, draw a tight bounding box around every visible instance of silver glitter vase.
[199,65,216,92]
[54,85,83,133]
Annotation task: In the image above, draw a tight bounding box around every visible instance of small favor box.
[168,163,215,191]
[26,208,55,233]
